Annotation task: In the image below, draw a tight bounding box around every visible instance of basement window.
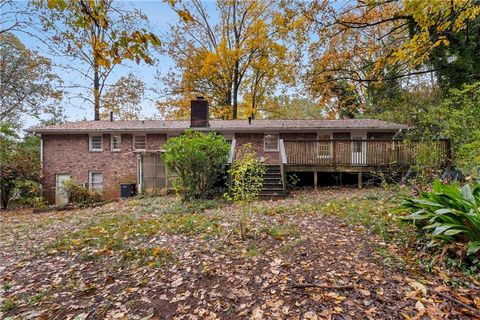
[134,135,146,151]
[111,135,121,151]
[89,172,103,192]
[264,134,279,151]
[89,135,103,152]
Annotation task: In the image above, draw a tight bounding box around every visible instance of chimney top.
[248,116,252,125]
[190,97,209,128]
[109,111,114,122]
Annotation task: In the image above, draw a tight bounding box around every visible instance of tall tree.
[1,0,29,34]
[302,0,480,116]
[100,73,145,120]
[0,33,62,128]
[160,0,302,119]
[0,124,41,209]
[36,0,160,120]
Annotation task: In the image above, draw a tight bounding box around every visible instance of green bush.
[456,130,480,179]
[225,144,265,203]
[225,144,265,240]
[401,179,480,255]
[162,130,230,201]
[63,179,103,205]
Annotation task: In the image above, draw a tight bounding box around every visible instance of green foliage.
[401,179,480,255]
[260,223,298,240]
[456,130,480,177]
[0,126,41,209]
[162,131,230,201]
[1,297,16,312]
[225,144,265,203]
[63,179,103,205]
[287,173,300,189]
[0,32,62,128]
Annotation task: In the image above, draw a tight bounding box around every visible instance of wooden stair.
[260,165,287,199]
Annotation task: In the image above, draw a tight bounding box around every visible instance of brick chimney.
[190,96,209,127]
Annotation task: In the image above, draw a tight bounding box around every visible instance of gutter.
[26,126,410,135]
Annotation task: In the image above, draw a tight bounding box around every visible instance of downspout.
[40,134,43,173]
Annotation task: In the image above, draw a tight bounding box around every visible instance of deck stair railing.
[282,139,451,168]
[279,139,288,191]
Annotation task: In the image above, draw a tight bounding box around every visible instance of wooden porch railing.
[282,139,451,168]
[279,139,288,191]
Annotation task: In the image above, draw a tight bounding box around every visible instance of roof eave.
[28,126,409,134]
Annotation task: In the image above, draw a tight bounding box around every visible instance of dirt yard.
[1,188,479,319]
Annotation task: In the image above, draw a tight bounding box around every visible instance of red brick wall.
[42,133,167,204]
[280,132,317,140]
[147,134,167,150]
[235,133,279,164]
[42,131,322,203]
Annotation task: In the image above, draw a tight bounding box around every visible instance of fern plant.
[401,179,480,255]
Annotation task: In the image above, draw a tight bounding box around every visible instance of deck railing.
[279,139,288,191]
[282,139,451,168]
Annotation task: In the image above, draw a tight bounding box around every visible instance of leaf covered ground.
[1,188,479,319]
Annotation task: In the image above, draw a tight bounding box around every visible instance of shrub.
[456,130,480,179]
[225,144,265,240]
[162,130,230,201]
[401,179,480,255]
[0,126,40,209]
[63,179,103,205]
[225,144,265,203]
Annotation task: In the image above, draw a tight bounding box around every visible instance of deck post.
[339,172,343,186]
[357,172,362,189]
[314,171,318,190]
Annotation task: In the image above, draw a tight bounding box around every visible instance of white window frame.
[264,133,279,151]
[89,135,103,152]
[111,135,121,151]
[133,135,146,151]
[88,172,103,192]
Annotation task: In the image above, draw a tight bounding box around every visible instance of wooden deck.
[281,139,451,172]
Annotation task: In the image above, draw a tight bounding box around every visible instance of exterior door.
[351,137,366,165]
[140,153,166,192]
[55,174,70,205]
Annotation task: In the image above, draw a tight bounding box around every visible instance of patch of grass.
[168,198,225,215]
[309,196,413,243]
[1,297,17,312]
[47,203,222,267]
[122,246,173,267]
[260,223,299,240]
[2,283,11,291]
[160,213,223,237]
[244,241,264,257]
[279,238,307,254]
[374,247,406,269]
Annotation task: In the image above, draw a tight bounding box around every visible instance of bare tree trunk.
[93,57,100,121]
[233,64,239,120]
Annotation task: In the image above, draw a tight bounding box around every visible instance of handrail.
[282,139,450,167]
[279,139,287,164]
[279,139,287,191]
[227,139,236,164]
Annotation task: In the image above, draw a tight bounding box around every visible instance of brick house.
[27,98,451,205]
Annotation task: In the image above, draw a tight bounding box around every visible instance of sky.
[5,0,219,129]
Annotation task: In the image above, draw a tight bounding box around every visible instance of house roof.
[26,119,409,134]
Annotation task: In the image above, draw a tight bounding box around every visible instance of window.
[134,135,146,150]
[316,134,332,158]
[264,134,279,151]
[89,172,103,191]
[111,135,121,151]
[89,135,103,151]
